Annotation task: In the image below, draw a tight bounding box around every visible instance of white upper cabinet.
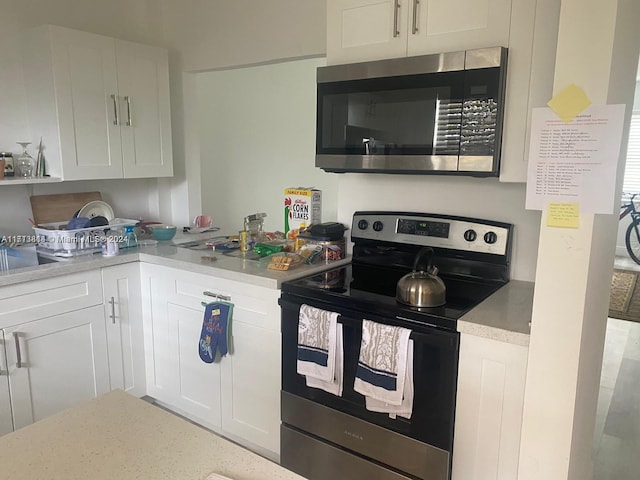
[408,0,511,56]
[327,0,511,65]
[21,25,173,181]
[115,40,173,178]
[327,0,409,64]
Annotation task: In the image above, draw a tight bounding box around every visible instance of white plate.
[78,200,115,221]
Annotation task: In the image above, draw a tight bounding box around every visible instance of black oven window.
[317,71,465,156]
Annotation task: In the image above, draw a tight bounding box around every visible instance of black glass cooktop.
[281,264,506,331]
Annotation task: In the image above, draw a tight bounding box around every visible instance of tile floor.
[592,256,640,478]
[593,316,640,479]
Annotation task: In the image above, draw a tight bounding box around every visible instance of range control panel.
[352,212,512,256]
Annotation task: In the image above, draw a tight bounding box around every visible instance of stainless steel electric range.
[279,211,513,480]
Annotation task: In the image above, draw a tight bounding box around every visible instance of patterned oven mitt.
[199,301,233,363]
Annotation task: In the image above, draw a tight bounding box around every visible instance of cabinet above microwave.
[315,47,507,176]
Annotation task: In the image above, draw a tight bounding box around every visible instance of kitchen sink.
[176,236,229,250]
[37,254,62,265]
[221,249,262,262]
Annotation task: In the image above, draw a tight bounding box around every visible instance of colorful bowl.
[151,224,177,241]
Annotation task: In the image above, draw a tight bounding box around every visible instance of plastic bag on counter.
[253,242,285,257]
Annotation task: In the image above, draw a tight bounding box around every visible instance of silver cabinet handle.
[0,333,4,375]
[412,0,419,34]
[13,333,22,369]
[203,290,231,302]
[109,297,116,324]
[111,94,119,126]
[125,95,133,127]
[393,0,401,37]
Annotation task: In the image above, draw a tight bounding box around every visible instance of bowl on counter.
[150,224,177,241]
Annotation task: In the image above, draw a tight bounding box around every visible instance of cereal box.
[284,188,321,237]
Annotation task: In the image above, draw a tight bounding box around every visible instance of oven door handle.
[395,315,438,329]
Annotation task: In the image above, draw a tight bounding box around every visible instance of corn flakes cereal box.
[284,188,321,237]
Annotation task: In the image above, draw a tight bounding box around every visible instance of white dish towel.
[296,304,339,383]
[354,319,412,412]
[365,340,414,419]
[306,324,344,396]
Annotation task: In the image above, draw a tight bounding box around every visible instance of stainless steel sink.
[176,236,229,251]
[37,254,61,265]
[221,249,263,262]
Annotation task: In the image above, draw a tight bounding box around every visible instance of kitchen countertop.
[0,232,350,289]
[457,280,535,346]
[0,389,306,480]
[0,233,534,344]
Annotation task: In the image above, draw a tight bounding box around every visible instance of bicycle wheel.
[625,219,640,265]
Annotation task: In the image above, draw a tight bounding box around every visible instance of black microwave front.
[316,47,507,176]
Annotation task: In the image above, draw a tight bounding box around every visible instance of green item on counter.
[253,243,285,257]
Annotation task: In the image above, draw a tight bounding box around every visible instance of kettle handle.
[413,246,434,272]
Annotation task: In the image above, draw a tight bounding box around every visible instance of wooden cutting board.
[30,192,102,225]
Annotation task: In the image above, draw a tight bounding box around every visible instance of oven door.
[280,293,459,480]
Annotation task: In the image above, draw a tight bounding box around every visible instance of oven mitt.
[199,301,233,363]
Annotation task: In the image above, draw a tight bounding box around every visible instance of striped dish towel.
[296,304,339,382]
[354,319,411,406]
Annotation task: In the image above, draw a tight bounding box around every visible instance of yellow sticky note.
[547,84,592,123]
[547,203,580,228]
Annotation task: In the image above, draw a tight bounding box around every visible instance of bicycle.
[620,193,640,264]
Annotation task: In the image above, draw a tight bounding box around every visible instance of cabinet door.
[103,264,145,397]
[452,334,528,480]
[327,0,409,65]
[220,295,281,457]
[4,305,111,430]
[49,26,124,180]
[116,40,173,178]
[408,0,512,56]
[142,266,221,429]
[0,332,13,436]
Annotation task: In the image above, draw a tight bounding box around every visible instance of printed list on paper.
[525,104,625,214]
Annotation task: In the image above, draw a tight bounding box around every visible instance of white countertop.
[0,232,350,289]
[0,389,305,480]
[457,280,535,346]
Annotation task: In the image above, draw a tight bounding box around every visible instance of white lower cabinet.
[0,270,111,433]
[102,263,145,397]
[141,264,281,458]
[452,334,528,480]
[4,305,111,430]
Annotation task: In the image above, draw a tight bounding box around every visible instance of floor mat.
[610,269,640,322]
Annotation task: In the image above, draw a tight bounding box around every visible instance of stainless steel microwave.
[316,47,507,176]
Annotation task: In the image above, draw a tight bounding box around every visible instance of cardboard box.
[284,188,321,237]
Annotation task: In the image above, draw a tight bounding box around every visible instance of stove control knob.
[357,219,369,230]
[463,229,477,242]
[484,231,498,244]
[373,221,384,232]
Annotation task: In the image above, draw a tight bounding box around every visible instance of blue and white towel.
[354,319,412,407]
[306,324,344,396]
[297,304,339,383]
[365,340,414,419]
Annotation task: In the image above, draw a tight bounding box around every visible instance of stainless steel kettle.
[396,247,446,307]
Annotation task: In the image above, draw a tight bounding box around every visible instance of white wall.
[158,0,326,72]
[196,58,338,234]
[336,175,541,281]
[518,0,640,478]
